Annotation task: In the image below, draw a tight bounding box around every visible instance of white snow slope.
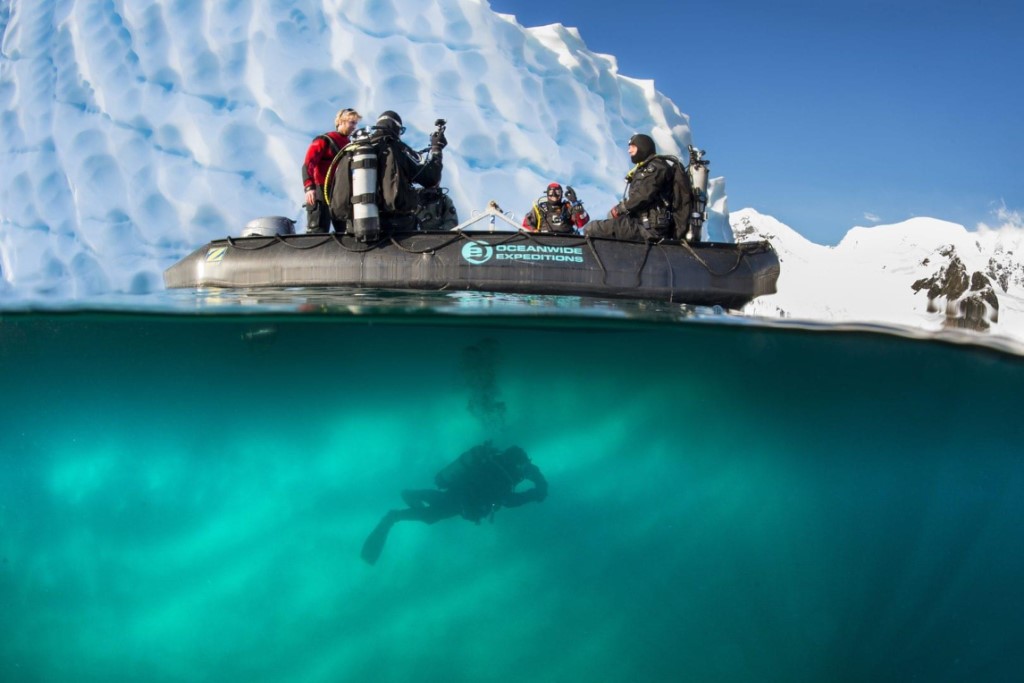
[735,208,1024,338]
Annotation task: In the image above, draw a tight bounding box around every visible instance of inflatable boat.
[164,210,780,308]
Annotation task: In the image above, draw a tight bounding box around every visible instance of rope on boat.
[676,240,747,277]
[583,236,609,285]
[516,230,589,247]
[635,241,654,288]
[330,232,382,253]
[388,232,463,255]
[656,243,676,303]
[224,235,331,251]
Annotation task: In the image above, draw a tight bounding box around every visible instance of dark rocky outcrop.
[985,245,1024,293]
[912,246,999,331]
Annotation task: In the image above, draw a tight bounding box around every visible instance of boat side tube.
[164,231,779,308]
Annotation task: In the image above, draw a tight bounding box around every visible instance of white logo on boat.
[461,241,585,265]
[496,244,584,263]
[205,247,227,263]
[461,242,494,265]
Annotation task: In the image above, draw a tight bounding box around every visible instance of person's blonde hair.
[335,108,362,128]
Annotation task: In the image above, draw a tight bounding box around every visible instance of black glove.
[565,186,577,203]
[429,130,447,153]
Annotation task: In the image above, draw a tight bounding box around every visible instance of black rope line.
[226,234,316,251]
[223,235,340,251]
[329,232,382,253]
[515,230,589,248]
[477,230,530,247]
[223,235,288,251]
[678,240,746,277]
[584,236,609,284]
[387,233,461,255]
[658,243,676,303]
[278,236,334,250]
[635,241,654,288]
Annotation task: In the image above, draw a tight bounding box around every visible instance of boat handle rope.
[676,240,746,277]
[329,232,383,253]
[486,230,544,247]
[635,241,654,288]
[226,232,385,254]
[437,229,548,254]
[583,236,658,289]
[656,243,676,304]
[515,230,589,247]
[583,236,610,284]
[279,236,333,250]
[223,235,332,251]
[388,233,464,255]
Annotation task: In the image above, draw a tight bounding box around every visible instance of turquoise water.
[2,292,1024,682]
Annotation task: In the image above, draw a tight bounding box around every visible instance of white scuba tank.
[350,142,380,242]
[687,146,710,242]
[689,157,709,199]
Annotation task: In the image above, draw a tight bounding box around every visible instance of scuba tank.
[687,145,710,243]
[349,130,380,242]
[435,442,501,490]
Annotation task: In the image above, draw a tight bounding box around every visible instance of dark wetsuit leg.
[585,216,646,240]
[361,489,464,564]
[396,489,461,524]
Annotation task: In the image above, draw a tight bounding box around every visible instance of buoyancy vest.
[626,155,694,241]
[528,199,574,233]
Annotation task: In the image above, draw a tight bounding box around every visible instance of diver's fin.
[360,514,394,565]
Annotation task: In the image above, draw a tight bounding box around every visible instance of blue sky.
[489,0,1023,244]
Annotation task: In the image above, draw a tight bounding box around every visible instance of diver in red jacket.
[302,107,362,233]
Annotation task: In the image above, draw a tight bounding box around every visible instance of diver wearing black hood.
[585,133,675,241]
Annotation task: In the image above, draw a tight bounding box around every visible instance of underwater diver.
[360,442,548,565]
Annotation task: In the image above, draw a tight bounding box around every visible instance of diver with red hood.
[522,182,590,234]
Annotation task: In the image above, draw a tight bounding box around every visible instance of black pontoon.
[164,206,779,308]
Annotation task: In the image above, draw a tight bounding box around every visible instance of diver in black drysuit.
[360,443,547,565]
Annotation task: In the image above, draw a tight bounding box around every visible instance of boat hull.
[164,231,779,308]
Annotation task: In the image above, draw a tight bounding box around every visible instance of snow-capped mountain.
[737,209,1024,337]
